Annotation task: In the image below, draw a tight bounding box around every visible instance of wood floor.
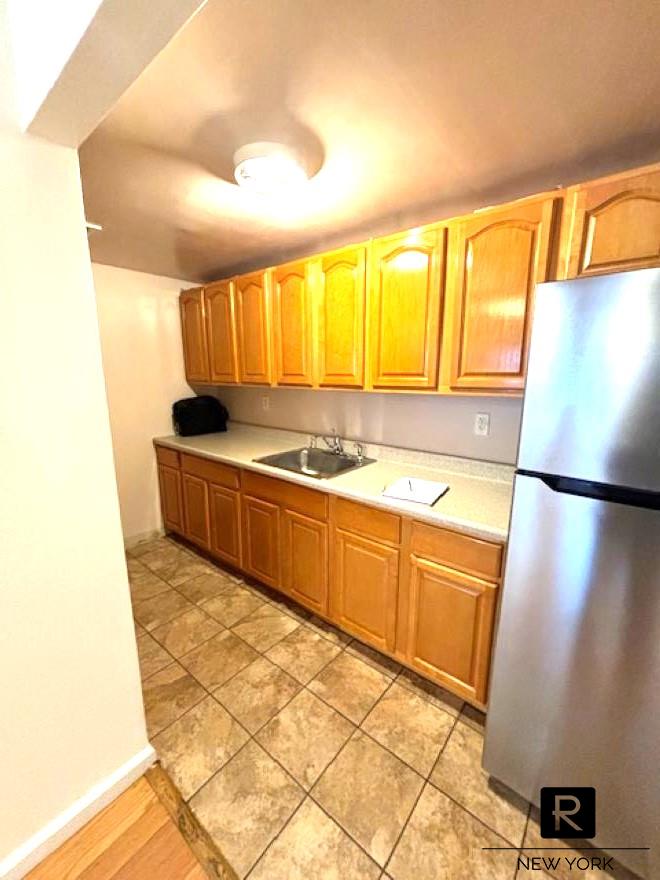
[27,777,208,880]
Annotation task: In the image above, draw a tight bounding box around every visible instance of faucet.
[320,428,344,455]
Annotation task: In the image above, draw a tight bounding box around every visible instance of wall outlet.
[261,395,270,411]
[474,412,490,437]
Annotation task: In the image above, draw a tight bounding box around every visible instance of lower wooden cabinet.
[158,464,183,532]
[182,473,210,549]
[241,495,280,587]
[209,483,241,568]
[330,528,399,653]
[282,509,328,615]
[406,555,498,704]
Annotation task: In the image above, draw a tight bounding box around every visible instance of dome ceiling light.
[233,141,308,194]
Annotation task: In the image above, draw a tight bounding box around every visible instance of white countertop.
[155,424,514,543]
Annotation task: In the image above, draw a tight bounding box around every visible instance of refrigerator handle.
[518,469,660,511]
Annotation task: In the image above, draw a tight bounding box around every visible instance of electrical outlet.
[261,395,270,411]
[474,412,490,437]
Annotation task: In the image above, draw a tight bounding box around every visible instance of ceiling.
[80,0,660,282]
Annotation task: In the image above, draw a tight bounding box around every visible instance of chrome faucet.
[321,428,344,455]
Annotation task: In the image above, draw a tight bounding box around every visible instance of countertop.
[154,424,514,542]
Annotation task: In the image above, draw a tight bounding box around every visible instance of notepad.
[382,477,449,506]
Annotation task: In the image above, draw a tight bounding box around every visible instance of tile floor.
[128,535,632,880]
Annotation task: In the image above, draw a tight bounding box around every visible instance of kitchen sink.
[253,447,375,479]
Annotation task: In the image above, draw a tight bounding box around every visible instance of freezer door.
[518,268,660,492]
[483,473,660,878]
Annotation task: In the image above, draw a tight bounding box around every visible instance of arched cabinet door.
[272,260,314,387]
[235,271,272,385]
[179,287,210,383]
[560,165,660,279]
[448,196,558,392]
[369,226,446,390]
[205,280,238,384]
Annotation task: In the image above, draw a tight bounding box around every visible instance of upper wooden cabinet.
[448,196,558,392]
[179,288,210,383]
[272,260,314,387]
[369,226,446,390]
[560,165,660,278]
[205,280,238,384]
[315,245,367,388]
[235,271,272,385]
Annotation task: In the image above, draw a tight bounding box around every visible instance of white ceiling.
[80,0,660,282]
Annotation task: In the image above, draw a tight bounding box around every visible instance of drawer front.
[155,445,180,469]
[242,470,328,520]
[181,453,240,490]
[334,497,401,545]
[410,521,503,582]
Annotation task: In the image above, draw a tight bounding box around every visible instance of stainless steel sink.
[253,447,375,479]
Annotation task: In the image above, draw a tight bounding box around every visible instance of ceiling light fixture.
[233,142,308,194]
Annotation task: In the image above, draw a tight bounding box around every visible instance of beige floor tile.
[158,556,216,588]
[142,662,205,737]
[460,702,487,732]
[430,720,528,846]
[257,689,354,789]
[308,652,390,724]
[363,682,455,776]
[231,603,300,652]
[127,536,171,558]
[152,695,249,800]
[174,571,233,604]
[202,583,265,627]
[214,657,300,733]
[190,740,304,878]
[180,629,259,690]
[388,784,516,880]
[126,556,147,577]
[151,607,222,658]
[250,798,380,880]
[266,591,311,624]
[139,543,188,573]
[306,615,353,646]
[136,631,172,680]
[265,625,341,684]
[312,730,424,867]
[346,640,401,679]
[128,569,171,603]
[396,668,464,716]
[133,589,194,632]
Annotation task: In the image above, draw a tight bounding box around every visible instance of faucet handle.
[309,435,318,448]
[354,441,364,462]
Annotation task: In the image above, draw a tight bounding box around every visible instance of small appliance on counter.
[172,395,228,436]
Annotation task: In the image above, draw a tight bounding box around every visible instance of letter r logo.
[540,787,596,839]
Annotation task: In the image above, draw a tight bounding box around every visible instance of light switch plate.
[474,412,490,436]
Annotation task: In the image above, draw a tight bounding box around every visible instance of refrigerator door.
[483,473,660,878]
[518,268,660,493]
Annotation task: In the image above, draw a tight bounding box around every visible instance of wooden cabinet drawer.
[242,470,327,520]
[181,453,240,490]
[155,445,180,469]
[334,497,401,545]
[410,521,503,582]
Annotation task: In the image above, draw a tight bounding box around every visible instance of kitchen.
[3,2,660,880]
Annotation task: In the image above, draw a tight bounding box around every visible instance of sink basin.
[253,447,375,479]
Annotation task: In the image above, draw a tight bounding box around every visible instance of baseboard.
[123,528,164,550]
[0,744,156,880]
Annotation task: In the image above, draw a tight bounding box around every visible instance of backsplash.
[199,386,523,465]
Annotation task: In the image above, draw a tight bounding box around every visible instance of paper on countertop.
[382,477,449,506]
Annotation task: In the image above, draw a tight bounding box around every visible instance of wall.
[93,263,194,542]
[0,7,151,876]
[213,386,523,465]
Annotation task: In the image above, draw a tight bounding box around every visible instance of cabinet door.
[407,556,497,704]
[561,165,660,278]
[316,245,367,388]
[182,473,210,549]
[449,197,557,391]
[209,483,241,568]
[282,510,328,615]
[205,280,238,384]
[370,227,446,389]
[235,271,272,384]
[179,288,210,382]
[241,495,280,588]
[273,260,314,387]
[330,528,399,653]
[158,464,183,534]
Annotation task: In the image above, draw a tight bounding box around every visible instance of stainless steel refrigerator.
[483,268,660,879]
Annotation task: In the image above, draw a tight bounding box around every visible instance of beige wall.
[213,386,523,464]
[93,263,194,542]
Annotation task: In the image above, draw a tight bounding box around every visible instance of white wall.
[0,7,151,875]
[213,386,523,464]
[93,263,194,542]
